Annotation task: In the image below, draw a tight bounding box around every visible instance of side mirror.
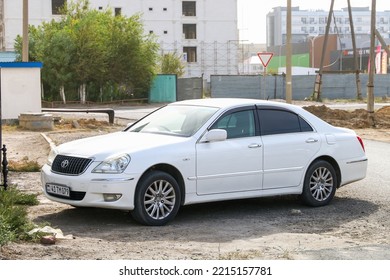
[200,129,227,143]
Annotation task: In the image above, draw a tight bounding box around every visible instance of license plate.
[46,184,70,198]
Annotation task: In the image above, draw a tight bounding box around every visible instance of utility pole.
[367,0,376,113]
[285,0,292,103]
[22,0,29,62]
[347,0,362,100]
[0,0,5,51]
[313,0,335,102]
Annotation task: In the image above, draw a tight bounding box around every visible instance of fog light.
[103,194,122,202]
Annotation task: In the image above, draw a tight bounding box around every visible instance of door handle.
[306,138,319,143]
[248,143,262,148]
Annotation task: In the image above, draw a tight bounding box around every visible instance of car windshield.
[127,105,219,137]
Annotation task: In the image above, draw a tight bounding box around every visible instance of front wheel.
[131,171,181,226]
[301,160,337,207]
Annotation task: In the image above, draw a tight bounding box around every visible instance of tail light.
[357,136,365,152]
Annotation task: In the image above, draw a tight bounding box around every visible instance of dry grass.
[8,156,41,172]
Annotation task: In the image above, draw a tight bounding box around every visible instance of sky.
[238,0,388,44]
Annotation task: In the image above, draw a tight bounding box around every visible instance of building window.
[182,1,196,16]
[115,8,121,16]
[98,7,103,10]
[301,17,306,24]
[183,47,197,62]
[183,24,196,39]
[52,0,66,15]
[163,8,167,11]
[164,30,168,34]
[149,7,153,11]
[149,30,154,34]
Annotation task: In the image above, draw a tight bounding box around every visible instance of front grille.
[47,190,86,201]
[52,155,93,175]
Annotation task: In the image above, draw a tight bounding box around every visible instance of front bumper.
[41,164,138,210]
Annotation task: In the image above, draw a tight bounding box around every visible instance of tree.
[106,13,159,98]
[160,52,185,77]
[14,0,159,103]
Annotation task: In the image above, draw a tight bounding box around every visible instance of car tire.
[301,160,337,207]
[131,170,181,226]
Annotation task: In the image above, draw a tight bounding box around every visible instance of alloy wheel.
[143,179,176,220]
[309,166,334,202]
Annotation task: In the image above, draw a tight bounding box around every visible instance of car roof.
[171,98,335,131]
[171,98,303,112]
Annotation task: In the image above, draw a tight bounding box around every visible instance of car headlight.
[47,148,58,166]
[92,154,131,174]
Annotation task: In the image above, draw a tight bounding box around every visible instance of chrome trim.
[346,158,368,164]
[91,178,134,182]
[188,170,262,181]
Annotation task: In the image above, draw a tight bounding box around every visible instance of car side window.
[258,109,313,136]
[299,116,314,132]
[211,110,255,139]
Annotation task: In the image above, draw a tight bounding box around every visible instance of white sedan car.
[41,98,367,226]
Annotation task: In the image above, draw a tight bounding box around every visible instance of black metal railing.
[1,145,8,190]
[0,68,8,191]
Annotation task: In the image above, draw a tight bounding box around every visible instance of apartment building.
[266,6,390,72]
[0,0,239,79]
[266,6,390,49]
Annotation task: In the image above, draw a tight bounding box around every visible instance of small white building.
[1,0,240,80]
[278,66,318,75]
[0,62,43,121]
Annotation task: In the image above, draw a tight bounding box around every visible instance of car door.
[195,109,263,195]
[258,108,321,190]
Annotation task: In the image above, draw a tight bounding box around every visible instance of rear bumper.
[340,157,368,187]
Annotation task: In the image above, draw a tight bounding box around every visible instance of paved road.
[112,102,389,121]
[45,102,388,123]
[114,106,158,121]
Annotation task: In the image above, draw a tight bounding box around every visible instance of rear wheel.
[301,160,337,207]
[131,171,181,226]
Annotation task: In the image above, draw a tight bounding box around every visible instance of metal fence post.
[1,145,7,190]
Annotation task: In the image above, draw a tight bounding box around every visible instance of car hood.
[56,131,190,160]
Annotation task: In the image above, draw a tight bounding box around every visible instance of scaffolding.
[159,40,241,80]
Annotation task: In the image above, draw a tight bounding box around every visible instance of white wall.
[1,63,42,120]
[4,0,52,51]
[3,0,239,79]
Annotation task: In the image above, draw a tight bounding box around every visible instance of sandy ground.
[1,104,390,260]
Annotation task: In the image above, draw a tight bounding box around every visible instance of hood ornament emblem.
[61,159,70,169]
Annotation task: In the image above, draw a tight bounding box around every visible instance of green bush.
[0,187,39,246]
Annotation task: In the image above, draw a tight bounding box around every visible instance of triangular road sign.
[257,52,274,67]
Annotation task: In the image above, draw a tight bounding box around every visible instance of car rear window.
[258,109,313,136]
